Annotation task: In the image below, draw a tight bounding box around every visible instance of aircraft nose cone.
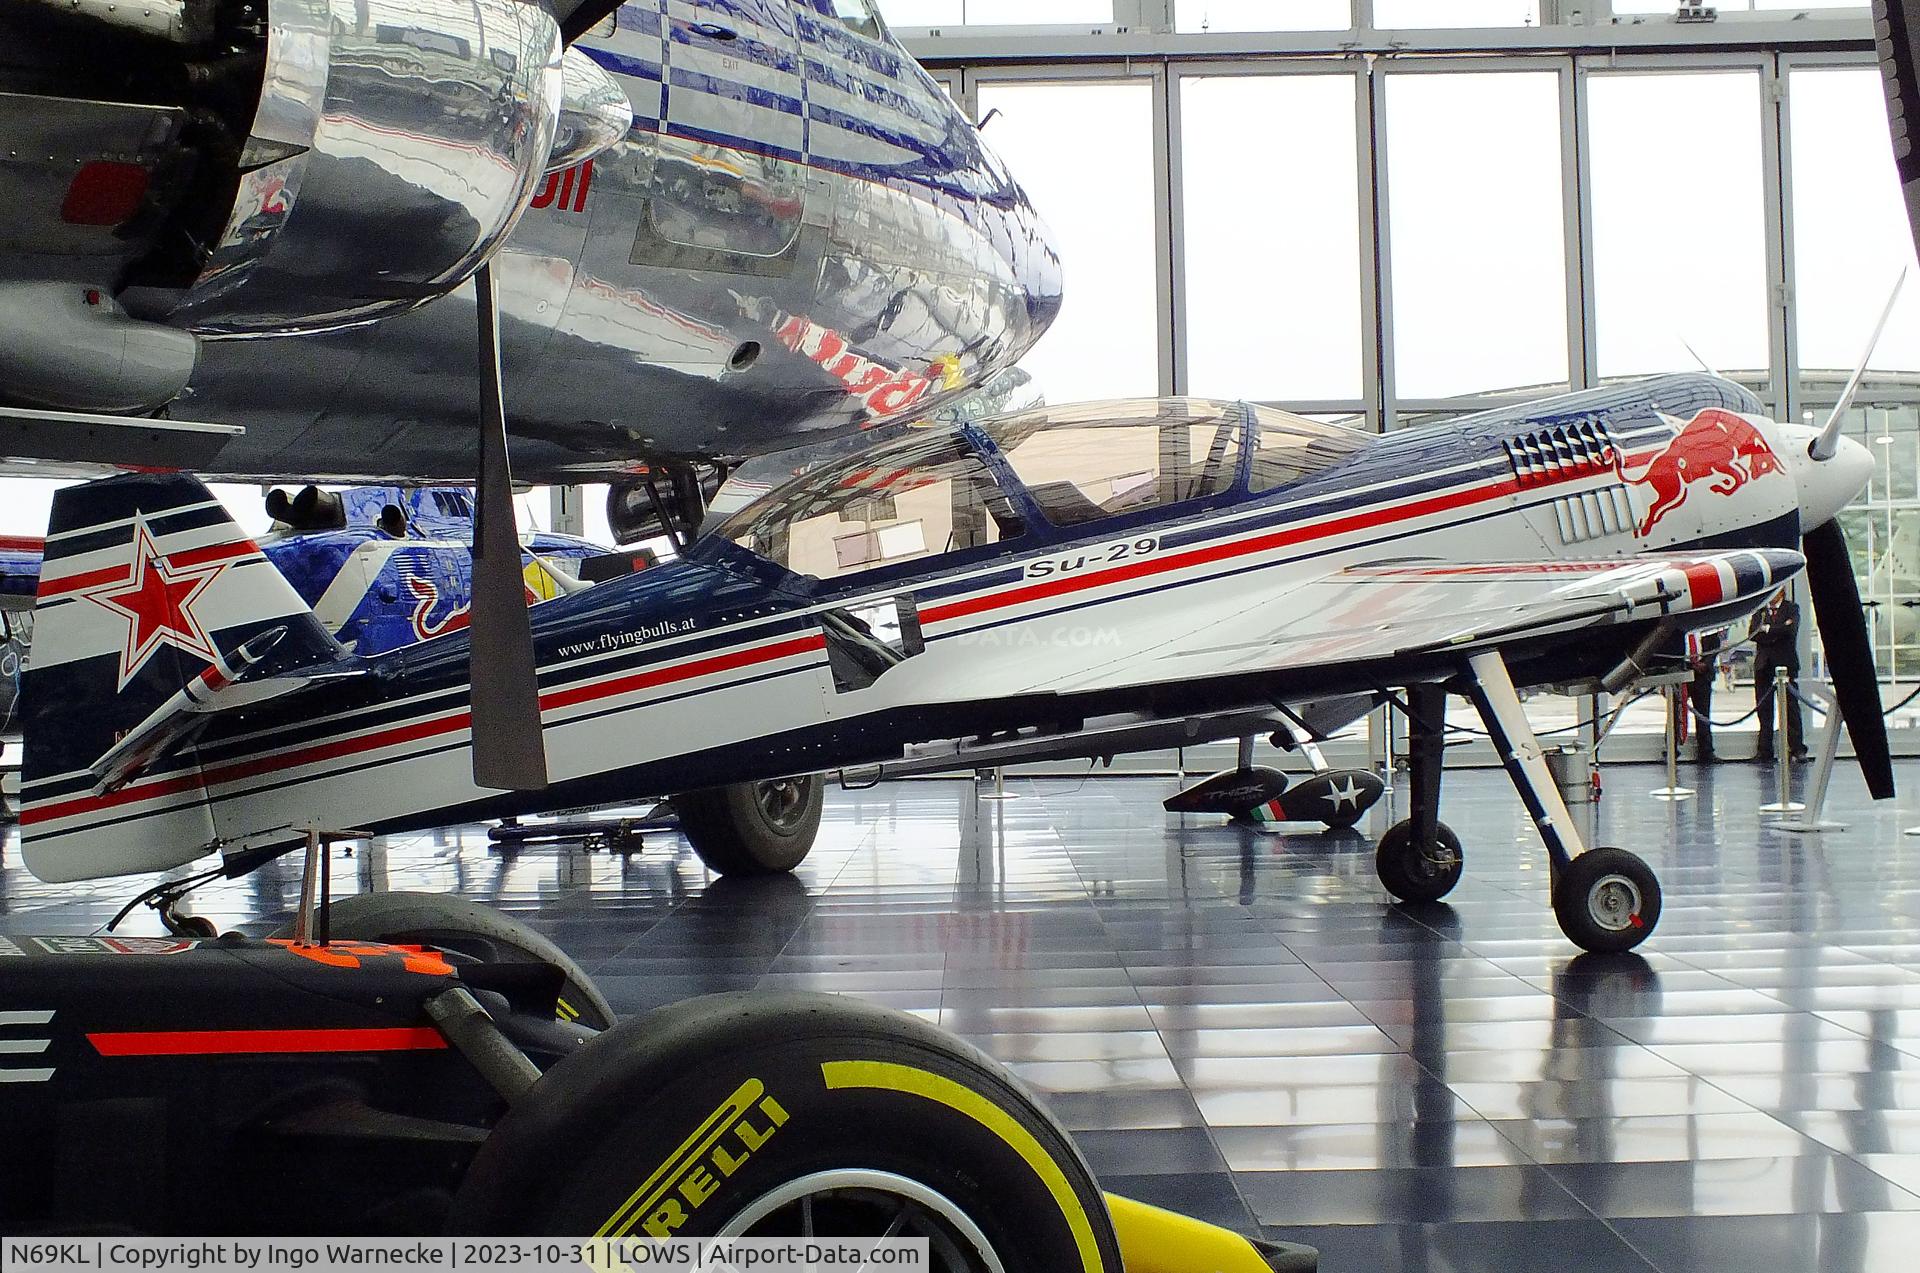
[1777,421,1874,531]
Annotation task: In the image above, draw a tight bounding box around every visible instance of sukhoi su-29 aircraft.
[15,373,1895,953]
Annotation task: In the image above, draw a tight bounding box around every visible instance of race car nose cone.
[1777,421,1874,531]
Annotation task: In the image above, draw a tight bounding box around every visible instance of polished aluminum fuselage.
[0,1,1061,482]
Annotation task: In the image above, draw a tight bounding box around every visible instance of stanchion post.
[1760,667,1804,814]
[1777,683,1845,832]
[1652,682,1693,800]
[981,764,1017,801]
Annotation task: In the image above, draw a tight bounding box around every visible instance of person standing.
[1750,590,1806,762]
[1687,630,1724,762]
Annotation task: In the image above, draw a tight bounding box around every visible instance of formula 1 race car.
[0,876,1314,1271]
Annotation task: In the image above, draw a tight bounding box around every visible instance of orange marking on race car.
[265,938,456,976]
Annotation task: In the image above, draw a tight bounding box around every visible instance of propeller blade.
[1812,268,1906,460]
[1803,520,1895,799]
[1678,334,1719,378]
[469,262,550,791]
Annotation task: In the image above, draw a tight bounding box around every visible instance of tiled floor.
[7,759,1920,1270]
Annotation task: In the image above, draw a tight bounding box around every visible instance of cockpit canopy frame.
[703,397,1370,591]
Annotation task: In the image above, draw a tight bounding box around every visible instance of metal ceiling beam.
[902,15,1870,66]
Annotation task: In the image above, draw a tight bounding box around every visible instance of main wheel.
[271,890,615,1030]
[1376,818,1464,902]
[1552,847,1661,953]
[676,775,823,876]
[447,992,1123,1273]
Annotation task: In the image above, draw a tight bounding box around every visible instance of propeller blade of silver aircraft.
[1812,268,1907,460]
[470,263,550,791]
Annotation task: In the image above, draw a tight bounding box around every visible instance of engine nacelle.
[166,0,565,334]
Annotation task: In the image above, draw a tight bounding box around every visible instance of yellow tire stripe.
[820,1060,1106,1273]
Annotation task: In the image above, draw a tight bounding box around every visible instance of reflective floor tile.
[1213,1119,1531,1172]
[1269,1220,1660,1273]
[1072,1127,1229,1177]
[1542,1155,1920,1218]
[1611,1212,1920,1273]
[1488,1111,1826,1164]
[1236,1163,1589,1226]
[1785,1111,1920,1156]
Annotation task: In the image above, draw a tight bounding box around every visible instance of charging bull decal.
[1614,408,1785,537]
[405,574,541,642]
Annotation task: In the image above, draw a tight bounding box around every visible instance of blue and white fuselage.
[17,372,1871,890]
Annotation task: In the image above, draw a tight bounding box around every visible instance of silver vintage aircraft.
[0,0,1058,485]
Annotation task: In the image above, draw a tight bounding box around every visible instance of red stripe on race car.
[88,1026,448,1056]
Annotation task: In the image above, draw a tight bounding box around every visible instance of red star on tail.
[81,514,228,690]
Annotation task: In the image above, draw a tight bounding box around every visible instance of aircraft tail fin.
[20,473,346,882]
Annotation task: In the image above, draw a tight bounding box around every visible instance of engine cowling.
[168,0,565,334]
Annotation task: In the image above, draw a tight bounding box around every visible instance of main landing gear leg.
[1375,682,1464,903]
[1461,649,1662,953]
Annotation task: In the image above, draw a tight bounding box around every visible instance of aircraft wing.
[978,548,1804,699]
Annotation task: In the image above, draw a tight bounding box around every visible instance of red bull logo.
[405,575,539,642]
[1615,408,1784,537]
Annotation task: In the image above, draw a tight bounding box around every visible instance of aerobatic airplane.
[14,372,1891,952]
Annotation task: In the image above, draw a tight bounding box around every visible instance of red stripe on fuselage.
[22,632,830,827]
[89,1027,448,1056]
[920,469,1536,626]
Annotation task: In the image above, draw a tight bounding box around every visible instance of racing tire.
[447,991,1124,1273]
[1552,847,1661,954]
[1376,818,1464,903]
[676,775,822,876]
[271,890,615,1030]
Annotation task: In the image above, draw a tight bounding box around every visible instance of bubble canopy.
[702,397,1371,587]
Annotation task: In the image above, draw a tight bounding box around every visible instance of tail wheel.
[1553,847,1661,953]
[677,775,823,876]
[1375,818,1464,902]
[448,992,1123,1273]
[269,890,615,1030]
